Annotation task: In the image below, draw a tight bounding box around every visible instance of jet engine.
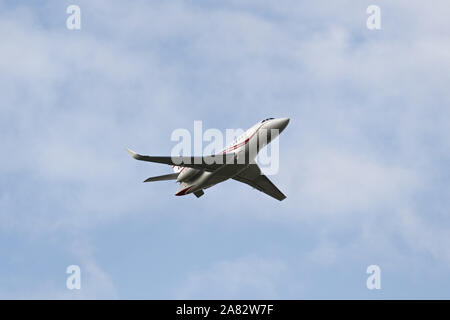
[176,168,200,182]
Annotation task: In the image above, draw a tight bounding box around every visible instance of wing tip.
[126,148,139,159]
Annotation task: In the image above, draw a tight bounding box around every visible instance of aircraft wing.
[233,164,286,201]
[127,148,234,172]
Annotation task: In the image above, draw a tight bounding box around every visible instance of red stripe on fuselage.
[175,186,190,196]
[221,123,264,154]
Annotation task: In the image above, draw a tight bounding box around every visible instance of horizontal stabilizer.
[143,173,179,182]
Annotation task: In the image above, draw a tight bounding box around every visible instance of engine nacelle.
[176,168,200,182]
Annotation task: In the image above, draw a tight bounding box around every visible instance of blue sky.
[1,0,450,299]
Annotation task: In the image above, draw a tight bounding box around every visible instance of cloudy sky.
[1,0,450,299]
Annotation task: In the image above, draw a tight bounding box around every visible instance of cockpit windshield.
[261,118,275,123]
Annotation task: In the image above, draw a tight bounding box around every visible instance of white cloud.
[294,148,419,217]
[1,0,450,298]
[174,256,286,299]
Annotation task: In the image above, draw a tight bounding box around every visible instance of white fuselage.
[174,118,289,196]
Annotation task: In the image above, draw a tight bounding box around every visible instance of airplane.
[127,118,289,201]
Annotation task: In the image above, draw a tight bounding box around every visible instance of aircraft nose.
[275,117,290,132]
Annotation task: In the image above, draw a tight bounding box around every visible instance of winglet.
[126,148,139,159]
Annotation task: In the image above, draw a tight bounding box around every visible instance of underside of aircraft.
[127,118,289,201]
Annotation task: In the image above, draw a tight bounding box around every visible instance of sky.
[1,0,450,299]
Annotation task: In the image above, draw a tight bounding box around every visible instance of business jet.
[127,118,289,201]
